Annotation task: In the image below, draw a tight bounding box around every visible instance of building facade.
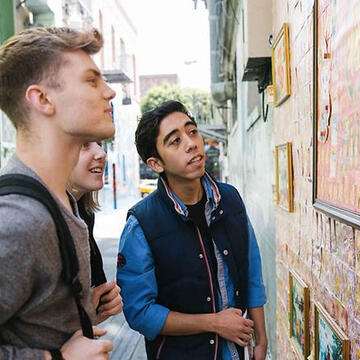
[205,0,360,359]
[0,0,140,199]
[139,73,179,98]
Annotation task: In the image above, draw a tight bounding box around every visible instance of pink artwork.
[315,0,360,225]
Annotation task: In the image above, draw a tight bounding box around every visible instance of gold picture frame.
[314,302,350,360]
[289,270,310,359]
[272,23,291,106]
[275,142,293,212]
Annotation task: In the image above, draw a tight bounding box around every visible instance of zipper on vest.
[156,336,166,359]
[195,226,219,360]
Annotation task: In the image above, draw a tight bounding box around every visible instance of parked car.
[139,178,158,197]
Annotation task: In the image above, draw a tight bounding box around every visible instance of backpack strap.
[0,174,94,339]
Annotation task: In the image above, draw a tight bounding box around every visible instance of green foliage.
[140,83,211,124]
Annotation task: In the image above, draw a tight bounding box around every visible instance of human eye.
[82,142,90,150]
[190,128,198,135]
[87,77,97,86]
[170,137,181,146]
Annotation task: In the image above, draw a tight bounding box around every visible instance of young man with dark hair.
[117,100,267,360]
[0,27,122,360]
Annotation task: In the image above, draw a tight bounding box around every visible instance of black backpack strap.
[0,174,94,339]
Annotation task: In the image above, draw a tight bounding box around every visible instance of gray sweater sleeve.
[0,346,45,360]
[0,196,64,359]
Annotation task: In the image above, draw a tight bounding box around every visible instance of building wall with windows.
[206,0,277,356]
[0,0,140,198]
[228,41,277,360]
[139,74,179,97]
[209,0,360,358]
[91,0,140,198]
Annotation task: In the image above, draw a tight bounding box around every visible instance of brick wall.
[272,0,360,358]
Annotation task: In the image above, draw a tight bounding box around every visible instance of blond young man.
[0,27,119,360]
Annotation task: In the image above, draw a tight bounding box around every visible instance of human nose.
[104,82,116,100]
[94,147,106,161]
[184,135,197,153]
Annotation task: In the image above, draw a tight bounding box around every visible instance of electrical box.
[240,0,272,90]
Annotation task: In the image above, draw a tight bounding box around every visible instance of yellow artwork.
[272,23,291,106]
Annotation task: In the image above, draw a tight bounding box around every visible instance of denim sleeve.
[247,216,267,308]
[116,215,170,340]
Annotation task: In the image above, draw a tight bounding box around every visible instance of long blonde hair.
[79,190,101,214]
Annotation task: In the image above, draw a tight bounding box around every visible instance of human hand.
[60,326,113,359]
[213,308,254,347]
[92,280,123,323]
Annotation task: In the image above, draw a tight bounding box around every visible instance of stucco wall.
[227,26,277,358]
[272,0,360,358]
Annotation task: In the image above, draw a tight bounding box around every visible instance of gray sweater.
[0,156,96,359]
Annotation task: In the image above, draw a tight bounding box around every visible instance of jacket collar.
[158,172,221,217]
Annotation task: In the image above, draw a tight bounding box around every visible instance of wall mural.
[313,0,360,228]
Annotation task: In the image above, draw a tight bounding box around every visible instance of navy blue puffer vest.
[128,177,249,360]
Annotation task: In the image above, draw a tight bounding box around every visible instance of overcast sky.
[121,0,210,91]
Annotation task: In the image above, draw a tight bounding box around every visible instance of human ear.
[25,85,55,116]
[146,157,164,174]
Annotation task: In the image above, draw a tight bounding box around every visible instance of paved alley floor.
[94,190,147,360]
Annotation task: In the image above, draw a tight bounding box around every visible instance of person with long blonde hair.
[69,141,123,324]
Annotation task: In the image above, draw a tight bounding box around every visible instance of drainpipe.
[208,0,234,106]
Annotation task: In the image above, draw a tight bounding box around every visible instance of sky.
[121,0,210,91]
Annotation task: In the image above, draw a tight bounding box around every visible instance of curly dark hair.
[135,100,196,163]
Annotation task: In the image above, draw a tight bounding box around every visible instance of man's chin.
[85,126,115,142]
[186,168,205,181]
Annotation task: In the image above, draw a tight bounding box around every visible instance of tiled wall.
[273,0,360,358]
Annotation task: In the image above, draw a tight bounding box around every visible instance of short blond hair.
[0,27,103,129]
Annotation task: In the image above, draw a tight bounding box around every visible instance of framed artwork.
[271,23,291,106]
[313,0,360,228]
[275,142,293,212]
[314,302,350,360]
[289,270,310,359]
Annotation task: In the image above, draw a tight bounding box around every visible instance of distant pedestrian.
[0,27,116,359]
[117,100,267,360]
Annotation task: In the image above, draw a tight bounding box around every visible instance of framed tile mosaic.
[289,270,310,359]
[314,302,350,360]
[271,23,291,106]
[313,0,360,228]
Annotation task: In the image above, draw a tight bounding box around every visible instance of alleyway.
[94,187,146,360]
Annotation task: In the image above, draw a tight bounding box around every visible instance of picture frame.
[289,270,310,359]
[312,0,360,228]
[271,23,291,106]
[314,302,350,360]
[275,142,293,212]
